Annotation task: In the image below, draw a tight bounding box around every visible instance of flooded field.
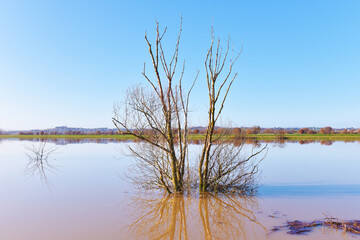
[1,139,360,239]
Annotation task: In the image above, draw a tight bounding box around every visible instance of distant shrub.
[263,129,274,134]
[19,131,34,135]
[232,127,242,135]
[192,129,200,134]
[320,126,333,134]
[298,128,309,134]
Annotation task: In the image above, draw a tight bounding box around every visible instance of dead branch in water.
[271,218,360,235]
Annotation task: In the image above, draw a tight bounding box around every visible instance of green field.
[239,134,360,141]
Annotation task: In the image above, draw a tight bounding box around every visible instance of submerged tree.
[198,31,266,193]
[113,20,197,193]
[113,21,265,194]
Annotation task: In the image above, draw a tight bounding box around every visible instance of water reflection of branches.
[198,193,267,239]
[129,194,189,239]
[25,141,58,186]
[320,140,333,146]
[128,193,266,239]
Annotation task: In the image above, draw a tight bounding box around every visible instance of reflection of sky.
[2,140,360,190]
[1,140,360,239]
[260,142,360,186]
[0,140,133,240]
[0,140,132,203]
[259,185,360,197]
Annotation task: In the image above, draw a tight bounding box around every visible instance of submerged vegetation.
[113,19,194,193]
[112,20,266,194]
[272,219,360,235]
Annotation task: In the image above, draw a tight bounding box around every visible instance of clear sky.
[1,0,359,130]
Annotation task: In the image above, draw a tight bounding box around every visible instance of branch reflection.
[24,141,58,187]
[128,193,266,239]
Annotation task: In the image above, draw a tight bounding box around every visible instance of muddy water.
[0,140,360,239]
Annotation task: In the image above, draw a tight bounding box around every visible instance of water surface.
[1,139,359,239]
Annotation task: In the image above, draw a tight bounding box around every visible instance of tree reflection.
[128,193,266,239]
[320,140,333,146]
[24,141,58,186]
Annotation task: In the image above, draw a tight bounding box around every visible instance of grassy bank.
[242,134,360,141]
[1,133,360,141]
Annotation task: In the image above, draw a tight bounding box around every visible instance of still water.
[0,139,360,239]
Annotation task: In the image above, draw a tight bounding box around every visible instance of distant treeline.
[191,126,360,135]
[3,126,358,136]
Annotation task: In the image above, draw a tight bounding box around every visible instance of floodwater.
[1,139,360,239]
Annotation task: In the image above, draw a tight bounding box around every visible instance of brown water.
[1,139,360,239]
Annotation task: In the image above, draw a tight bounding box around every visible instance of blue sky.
[1,0,359,130]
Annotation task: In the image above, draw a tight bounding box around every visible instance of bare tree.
[113,21,265,195]
[112,20,197,193]
[198,29,266,193]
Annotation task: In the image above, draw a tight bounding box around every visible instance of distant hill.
[3,126,118,135]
